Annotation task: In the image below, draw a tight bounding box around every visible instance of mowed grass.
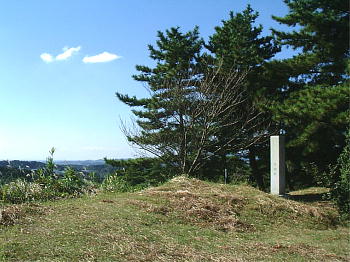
[1,176,349,262]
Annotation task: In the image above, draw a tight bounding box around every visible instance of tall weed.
[100,173,148,192]
[0,148,97,204]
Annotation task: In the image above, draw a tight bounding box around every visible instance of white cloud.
[40,46,81,63]
[56,46,81,61]
[83,52,121,63]
[40,53,53,63]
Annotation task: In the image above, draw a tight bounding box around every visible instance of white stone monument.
[270,135,285,195]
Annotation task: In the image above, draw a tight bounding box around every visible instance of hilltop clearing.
[1,176,349,261]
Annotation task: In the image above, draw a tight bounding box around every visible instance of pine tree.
[206,5,280,188]
[207,5,279,72]
[271,0,350,185]
[271,83,349,185]
[272,0,349,86]
[117,26,263,176]
[116,27,204,174]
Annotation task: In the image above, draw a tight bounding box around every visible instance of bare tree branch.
[121,60,272,175]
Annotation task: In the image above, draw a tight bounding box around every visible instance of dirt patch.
[0,204,49,226]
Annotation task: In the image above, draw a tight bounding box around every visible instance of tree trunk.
[248,146,263,189]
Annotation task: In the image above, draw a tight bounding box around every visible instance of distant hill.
[0,160,45,169]
[0,160,106,168]
[0,159,119,181]
[55,160,106,166]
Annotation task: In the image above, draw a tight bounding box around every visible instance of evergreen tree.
[272,0,349,85]
[207,5,279,71]
[271,0,350,186]
[271,83,349,186]
[117,26,260,176]
[116,27,204,174]
[104,158,174,186]
[206,5,280,188]
[132,26,203,85]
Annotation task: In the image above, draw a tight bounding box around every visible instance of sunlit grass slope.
[1,176,349,261]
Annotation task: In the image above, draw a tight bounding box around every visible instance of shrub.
[59,167,86,195]
[104,157,174,186]
[330,129,350,218]
[0,179,42,204]
[0,148,97,204]
[100,173,132,192]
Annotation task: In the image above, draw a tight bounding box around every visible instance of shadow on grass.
[284,192,329,203]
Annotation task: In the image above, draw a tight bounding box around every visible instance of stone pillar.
[270,136,285,195]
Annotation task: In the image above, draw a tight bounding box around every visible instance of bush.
[0,148,97,204]
[104,157,174,186]
[100,173,133,192]
[0,179,42,203]
[59,167,93,196]
[330,129,350,218]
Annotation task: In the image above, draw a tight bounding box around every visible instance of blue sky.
[0,0,294,160]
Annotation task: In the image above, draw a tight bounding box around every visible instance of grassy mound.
[132,176,339,232]
[1,176,348,262]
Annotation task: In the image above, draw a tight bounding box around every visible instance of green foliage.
[310,129,349,218]
[117,9,279,180]
[132,26,203,83]
[196,155,251,185]
[0,179,42,204]
[0,148,97,204]
[101,158,173,192]
[329,129,350,218]
[207,5,279,71]
[271,83,349,183]
[116,27,204,175]
[272,0,349,85]
[104,157,174,187]
[100,173,134,192]
[59,167,95,196]
[0,166,31,185]
[1,150,168,203]
[207,5,280,188]
[268,0,349,187]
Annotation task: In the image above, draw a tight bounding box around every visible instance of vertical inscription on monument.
[270,136,285,195]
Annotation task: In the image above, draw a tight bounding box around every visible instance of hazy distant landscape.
[0,159,119,184]
[0,159,104,168]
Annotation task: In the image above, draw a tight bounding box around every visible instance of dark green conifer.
[116,27,204,174]
[271,0,350,184]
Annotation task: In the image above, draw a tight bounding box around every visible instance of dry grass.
[1,176,349,262]
[131,177,251,232]
[133,176,340,231]
[0,204,50,226]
